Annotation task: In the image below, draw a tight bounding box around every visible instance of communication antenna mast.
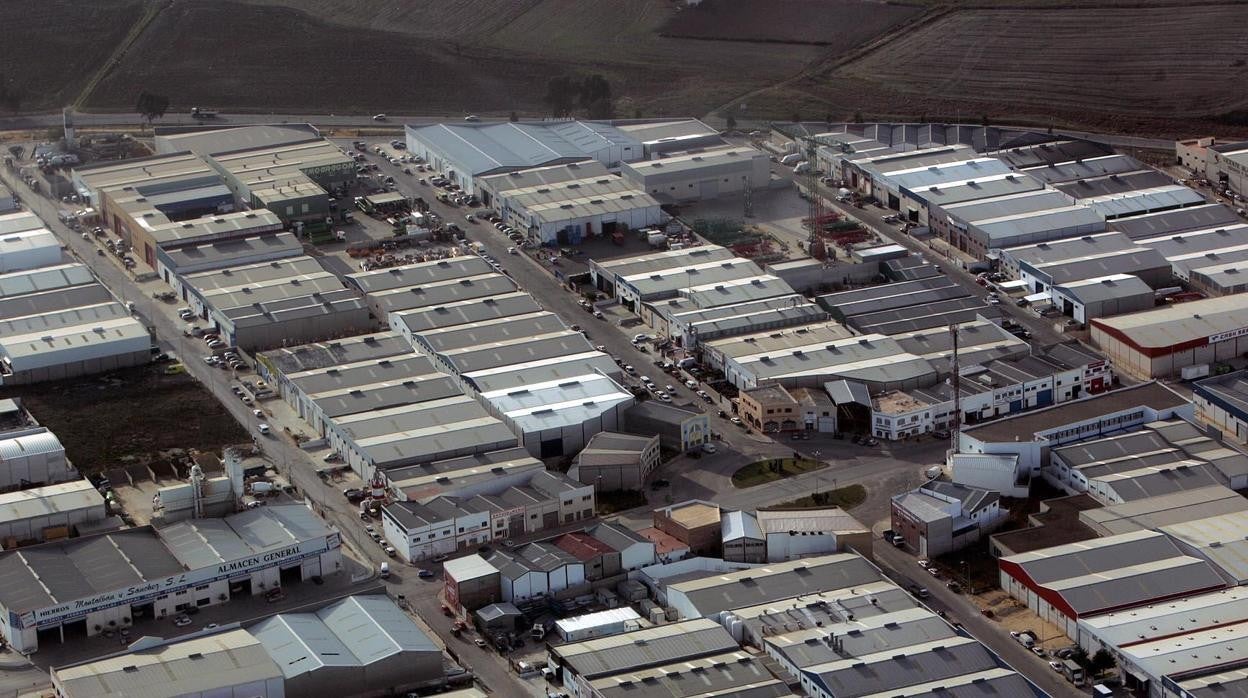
[949,321,961,454]
[805,142,824,248]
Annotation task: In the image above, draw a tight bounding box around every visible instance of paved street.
[872,540,1083,698]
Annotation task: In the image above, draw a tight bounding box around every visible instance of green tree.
[852,111,864,123]
[790,111,802,124]
[725,114,737,131]
[579,74,612,113]
[544,76,577,118]
[586,97,615,120]
[0,73,22,113]
[1090,649,1115,677]
[135,91,169,125]
[509,111,519,122]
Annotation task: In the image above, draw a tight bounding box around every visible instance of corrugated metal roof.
[444,553,498,582]
[1053,274,1154,304]
[0,479,103,521]
[52,628,282,698]
[346,256,493,294]
[556,607,641,635]
[408,121,638,176]
[804,637,996,698]
[0,429,63,460]
[721,510,763,542]
[553,618,738,679]
[390,291,542,335]
[1161,512,1248,583]
[253,595,436,679]
[1092,292,1248,350]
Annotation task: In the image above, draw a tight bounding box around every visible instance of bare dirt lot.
[0,0,147,111]
[82,0,820,118]
[660,0,922,46]
[763,4,1248,136]
[0,364,247,474]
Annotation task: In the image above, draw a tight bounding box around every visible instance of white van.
[380,562,390,579]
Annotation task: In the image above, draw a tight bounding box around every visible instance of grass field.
[732,458,828,488]
[764,484,867,510]
[758,4,1248,135]
[0,364,247,474]
[660,0,922,45]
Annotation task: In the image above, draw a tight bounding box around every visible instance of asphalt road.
[0,111,1177,154]
[0,111,453,132]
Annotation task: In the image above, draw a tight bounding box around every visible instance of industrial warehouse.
[0,505,341,653]
[4,102,1248,698]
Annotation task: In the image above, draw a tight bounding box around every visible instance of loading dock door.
[699,179,719,200]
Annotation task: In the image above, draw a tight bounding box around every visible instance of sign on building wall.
[1209,326,1248,344]
[680,415,710,450]
[16,536,337,628]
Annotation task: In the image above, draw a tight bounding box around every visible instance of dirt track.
[660,0,921,45]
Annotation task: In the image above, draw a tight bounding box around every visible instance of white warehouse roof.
[407,121,640,176]
[0,479,103,523]
[0,316,149,372]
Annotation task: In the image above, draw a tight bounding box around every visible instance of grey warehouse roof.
[552,618,739,679]
[346,256,494,294]
[261,332,409,374]
[252,594,437,679]
[1109,203,1242,239]
[390,291,542,334]
[668,554,881,618]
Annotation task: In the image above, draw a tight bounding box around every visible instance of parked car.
[257,423,270,435]
[418,569,435,579]
[173,615,192,627]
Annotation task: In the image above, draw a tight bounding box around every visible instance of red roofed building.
[553,531,619,581]
[638,527,691,564]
